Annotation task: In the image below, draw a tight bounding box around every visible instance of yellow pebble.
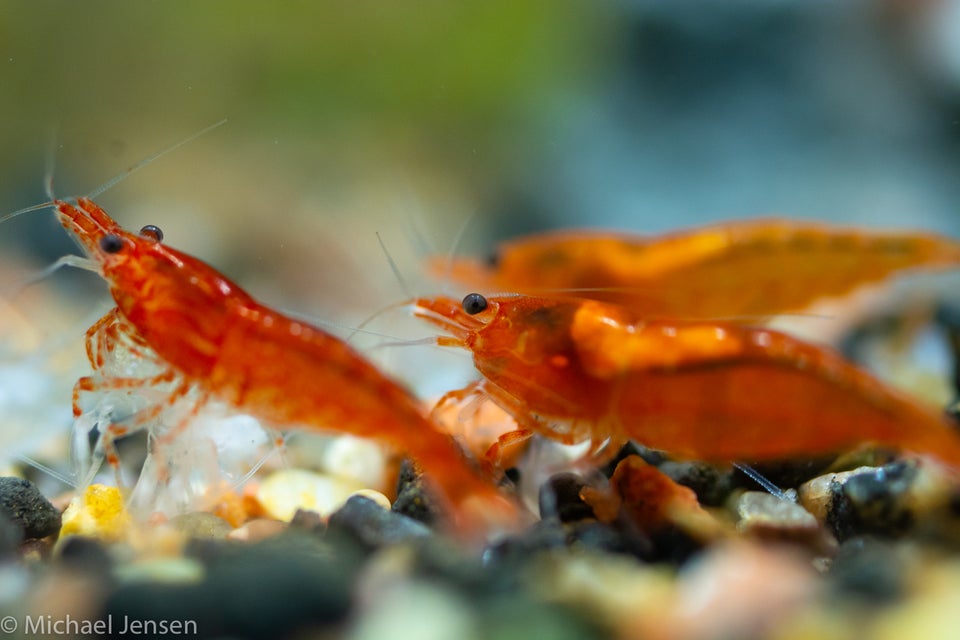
[59,485,131,542]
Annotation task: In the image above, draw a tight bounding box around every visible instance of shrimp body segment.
[414,294,960,467]
[440,222,960,319]
[54,197,513,528]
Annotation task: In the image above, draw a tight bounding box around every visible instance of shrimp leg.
[84,308,154,370]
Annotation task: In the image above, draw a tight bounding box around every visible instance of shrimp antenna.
[343,232,424,345]
[376,231,412,299]
[344,233,417,341]
[84,118,228,200]
[441,210,476,296]
[0,201,57,225]
[733,463,791,501]
[0,125,59,221]
[15,453,76,489]
[0,119,228,226]
[4,255,101,300]
[44,122,60,201]
[345,299,416,344]
[232,441,283,489]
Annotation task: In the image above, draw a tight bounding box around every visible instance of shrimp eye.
[486,250,500,268]
[462,293,488,315]
[139,224,163,242]
[100,234,124,254]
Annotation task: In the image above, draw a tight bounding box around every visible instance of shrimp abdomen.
[208,306,507,510]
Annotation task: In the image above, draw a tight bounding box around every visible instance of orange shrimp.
[414,293,960,469]
[437,222,960,319]
[42,197,516,533]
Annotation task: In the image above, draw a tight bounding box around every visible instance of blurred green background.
[2,0,960,322]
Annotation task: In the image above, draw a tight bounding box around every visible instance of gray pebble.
[0,477,61,539]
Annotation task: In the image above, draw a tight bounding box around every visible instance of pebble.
[0,512,23,555]
[327,495,431,551]
[810,460,955,543]
[104,536,356,639]
[414,538,519,597]
[828,536,904,603]
[55,536,114,574]
[798,467,872,524]
[538,472,594,522]
[0,476,61,539]
[832,463,916,540]
[566,520,653,560]
[59,485,131,543]
[736,491,833,552]
[168,512,234,540]
[289,508,325,533]
[392,459,441,526]
[255,468,367,521]
[525,549,673,635]
[353,488,392,510]
[321,435,388,489]
[657,460,734,507]
[483,518,569,568]
[477,593,606,640]
[869,559,960,640]
[347,579,478,640]
[629,542,819,640]
[227,518,287,542]
[113,556,205,585]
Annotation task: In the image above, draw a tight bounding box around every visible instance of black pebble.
[479,593,608,640]
[0,477,61,539]
[392,459,442,526]
[600,442,664,477]
[289,508,325,534]
[415,537,519,597]
[484,518,569,568]
[0,513,22,555]
[539,473,594,522]
[327,495,432,552]
[567,520,652,560]
[827,462,916,541]
[56,536,113,575]
[104,537,356,640]
[658,461,734,507]
[829,536,904,603]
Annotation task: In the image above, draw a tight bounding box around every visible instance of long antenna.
[85,118,228,199]
[375,231,412,299]
[0,119,229,226]
[441,211,476,295]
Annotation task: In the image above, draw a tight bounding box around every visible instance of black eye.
[486,250,500,268]
[462,293,488,315]
[100,234,124,254]
[139,224,163,242]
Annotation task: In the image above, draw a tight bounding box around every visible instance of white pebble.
[256,469,366,521]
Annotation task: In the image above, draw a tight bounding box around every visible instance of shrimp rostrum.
[32,196,516,533]
[414,293,960,470]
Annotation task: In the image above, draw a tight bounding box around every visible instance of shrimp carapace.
[51,197,518,535]
[414,293,960,469]
[435,222,960,319]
